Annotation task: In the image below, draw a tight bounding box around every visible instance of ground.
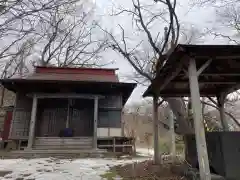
[0,157,150,180]
[108,160,187,180]
[0,149,185,180]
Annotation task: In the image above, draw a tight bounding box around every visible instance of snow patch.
[136,148,154,157]
[0,157,148,180]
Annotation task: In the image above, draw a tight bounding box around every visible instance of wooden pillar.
[113,137,116,153]
[169,109,176,161]
[9,92,18,139]
[93,96,98,149]
[153,95,161,164]
[121,111,125,136]
[188,58,211,180]
[27,94,38,149]
[217,94,228,131]
[66,99,70,128]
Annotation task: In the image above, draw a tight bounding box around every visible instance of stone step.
[34,138,93,144]
[33,145,93,150]
[12,149,106,154]
[34,142,93,146]
[33,137,93,150]
[6,149,107,159]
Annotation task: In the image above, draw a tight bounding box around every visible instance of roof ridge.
[35,66,119,71]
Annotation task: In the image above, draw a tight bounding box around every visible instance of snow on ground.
[136,148,154,157]
[0,148,153,180]
[136,148,183,161]
[0,157,149,180]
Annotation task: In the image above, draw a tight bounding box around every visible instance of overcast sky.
[93,0,225,105]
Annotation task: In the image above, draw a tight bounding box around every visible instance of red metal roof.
[11,66,119,83]
[35,66,118,75]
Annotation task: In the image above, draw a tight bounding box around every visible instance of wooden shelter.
[143,44,240,180]
[144,44,240,97]
[0,66,136,151]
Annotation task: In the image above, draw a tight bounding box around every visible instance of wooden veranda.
[143,44,240,180]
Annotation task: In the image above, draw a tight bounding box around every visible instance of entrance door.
[69,99,94,136]
[36,98,68,137]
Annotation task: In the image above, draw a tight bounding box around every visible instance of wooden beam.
[178,58,212,78]
[159,91,218,97]
[202,73,240,76]
[27,94,38,149]
[179,73,240,77]
[188,58,211,180]
[93,96,98,149]
[222,84,240,96]
[153,95,161,164]
[160,94,216,97]
[171,80,237,85]
[196,55,240,59]
[27,93,104,99]
[197,59,212,76]
[154,61,184,96]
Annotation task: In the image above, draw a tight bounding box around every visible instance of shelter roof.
[143,44,240,97]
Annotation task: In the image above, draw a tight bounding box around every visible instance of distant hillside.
[206,101,240,131]
[123,99,240,149]
[122,106,172,148]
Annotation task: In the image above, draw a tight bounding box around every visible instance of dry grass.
[107,160,188,180]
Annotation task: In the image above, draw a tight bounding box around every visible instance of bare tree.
[123,102,171,153]
[0,0,77,64]
[97,0,193,165]
[101,0,240,133]
[99,0,191,135]
[99,0,240,166]
[193,0,240,43]
[124,104,141,154]
[36,6,108,68]
[0,0,109,110]
[0,0,108,78]
[192,0,240,128]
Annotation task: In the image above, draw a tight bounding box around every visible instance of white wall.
[97,128,121,137]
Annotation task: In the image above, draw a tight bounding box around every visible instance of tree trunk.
[166,98,194,134]
[153,95,161,164]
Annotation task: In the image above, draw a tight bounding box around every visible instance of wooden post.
[217,94,229,131]
[121,111,125,136]
[66,99,70,128]
[113,137,116,153]
[27,94,38,149]
[9,92,18,139]
[93,96,98,149]
[153,95,161,164]
[188,58,211,180]
[169,109,176,161]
